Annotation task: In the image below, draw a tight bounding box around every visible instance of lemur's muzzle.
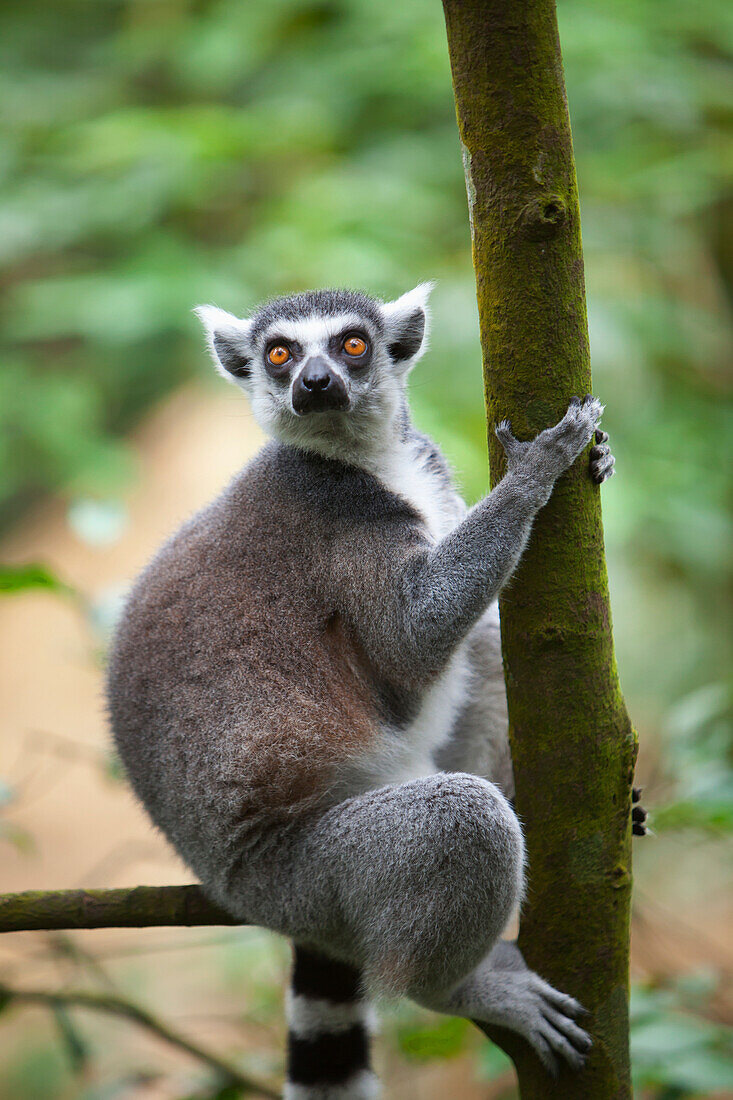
[292,356,350,415]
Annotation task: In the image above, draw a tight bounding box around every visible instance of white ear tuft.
[381,281,435,369]
[382,281,435,321]
[194,305,253,385]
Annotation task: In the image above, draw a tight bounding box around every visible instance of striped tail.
[285,944,379,1099]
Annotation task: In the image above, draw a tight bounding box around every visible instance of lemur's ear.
[381,282,434,370]
[194,305,253,386]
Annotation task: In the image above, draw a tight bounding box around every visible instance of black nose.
[292,356,350,415]
[302,363,331,391]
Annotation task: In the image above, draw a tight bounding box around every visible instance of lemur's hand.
[496,395,604,500]
[590,429,615,484]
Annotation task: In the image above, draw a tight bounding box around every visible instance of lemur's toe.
[533,1037,561,1078]
[632,789,649,836]
[534,984,592,1073]
[594,429,609,445]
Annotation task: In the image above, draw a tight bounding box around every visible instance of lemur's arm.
[401,396,604,670]
[337,396,605,684]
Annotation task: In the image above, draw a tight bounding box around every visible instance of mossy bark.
[0,885,238,932]
[441,2,637,1097]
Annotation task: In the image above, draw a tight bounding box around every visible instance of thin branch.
[0,982,280,1099]
[0,885,240,933]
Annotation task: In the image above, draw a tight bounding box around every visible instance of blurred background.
[0,0,731,1097]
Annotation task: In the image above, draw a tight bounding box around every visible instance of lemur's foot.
[590,428,615,484]
[632,786,649,837]
[472,966,592,1077]
[459,942,591,1077]
[496,395,604,490]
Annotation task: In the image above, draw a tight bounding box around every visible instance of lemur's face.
[196,285,432,454]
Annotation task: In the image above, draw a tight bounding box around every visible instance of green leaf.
[0,563,69,596]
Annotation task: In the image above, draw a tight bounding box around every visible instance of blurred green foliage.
[631,978,733,1097]
[2,0,730,825]
[1,0,732,1096]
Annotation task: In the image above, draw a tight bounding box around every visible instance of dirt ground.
[1,384,730,1099]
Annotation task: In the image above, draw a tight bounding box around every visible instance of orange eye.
[344,335,368,357]
[268,345,291,367]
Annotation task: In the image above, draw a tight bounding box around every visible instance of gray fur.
[109,286,607,1085]
[248,288,385,343]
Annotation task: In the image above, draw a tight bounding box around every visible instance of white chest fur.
[340,642,474,797]
[371,437,466,542]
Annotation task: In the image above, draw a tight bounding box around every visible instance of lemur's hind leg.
[590,427,615,483]
[227,773,589,1075]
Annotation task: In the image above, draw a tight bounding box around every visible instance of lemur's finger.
[495,419,514,443]
[495,419,530,462]
[632,787,643,803]
[595,429,609,445]
[591,454,615,484]
[553,397,582,434]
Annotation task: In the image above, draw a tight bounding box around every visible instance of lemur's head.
[196,284,432,456]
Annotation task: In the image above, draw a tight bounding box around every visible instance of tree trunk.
[441,2,637,1097]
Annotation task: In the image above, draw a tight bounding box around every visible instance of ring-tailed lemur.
[108,284,619,1098]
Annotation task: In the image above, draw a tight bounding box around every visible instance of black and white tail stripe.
[285,945,379,1099]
